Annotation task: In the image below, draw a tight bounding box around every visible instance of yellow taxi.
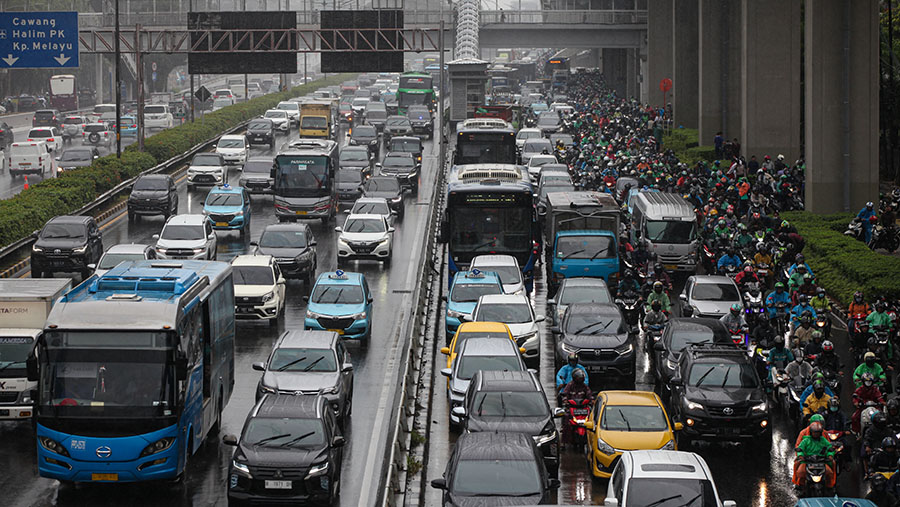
[583,390,682,478]
[440,321,519,369]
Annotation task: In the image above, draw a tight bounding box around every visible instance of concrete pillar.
[96,54,104,104]
[698,0,742,149]
[626,48,638,99]
[647,0,673,107]
[804,0,879,213]
[671,0,698,128]
[740,0,801,162]
[603,48,627,99]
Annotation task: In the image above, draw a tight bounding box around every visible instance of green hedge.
[662,128,718,166]
[0,74,353,249]
[783,211,900,306]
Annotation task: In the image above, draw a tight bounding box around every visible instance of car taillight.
[47,138,54,142]
[131,124,136,128]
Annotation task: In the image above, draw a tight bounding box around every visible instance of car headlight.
[369,139,378,145]
[391,196,402,202]
[518,331,538,346]
[232,459,251,477]
[595,437,615,455]
[140,437,175,457]
[665,358,678,371]
[616,342,634,355]
[685,400,703,411]
[307,310,323,319]
[259,384,276,394]
[561,342,579,354]
[660,439,676,451]
[39,437,70,457]
[261,291,275,303]
[320,385,339,395]
[32,245,43,252]
[752,401,768,412]
[347,311,367,320]
[446,309,469,320]
[307,461,329,478]
[192,248,205,254]
[234,211,243,216]
[202,209,210,215]
[73,245,87,254]
[533,431,557,447]
[375,236,389,245]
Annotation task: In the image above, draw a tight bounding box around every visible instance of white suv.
[276,101,301,125]
[26,127,61,153]
[153,214,217,260]
[215,135,249,165]
[144,104,174,130]
[335,213,394,266]
[231,254,286,325]
[605,450,736,507]
[264,109,291,133]
[186,152,227,190]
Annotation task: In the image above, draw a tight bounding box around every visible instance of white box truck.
[0,278,71,420]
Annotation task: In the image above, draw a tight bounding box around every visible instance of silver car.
[679,275,743,318]
[253,330,354,423]
[90,243,156,277]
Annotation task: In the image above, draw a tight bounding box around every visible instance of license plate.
[265,480,292,489]
[296,210,307,215]
[0,409,8,416]
[20,163,31,166]
[92,473,118,481]
[588,366,606,373]
[327,328,345,335]
[664,264,677,270]
[215,222,228,227]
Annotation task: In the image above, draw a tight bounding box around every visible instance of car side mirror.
[309,240,317,247]
[604,499,619,507]
[535,315,545,323]
[54,156,60,161]
[583,420,594,431]
[251,362,266,372]
[388,227,395,233]
[670,377,683,387]
[341,363,354,373]
[152,234,160,239]
[431,478,447,490]
[222,434,238,446]
[87,264,96,270]
[653,341,666,351]
[674,422,684,431]
[250,241,258,247]
[32,231,40,239]
[548,478,561,490]
[451,406,467,419]
[553,407,565,418]
[375,163,382,168]
[679,293,688,302]
[440,347,450,355]
[332,435,346,447]
[549,326,560,334]
[440,368,452,378]
[722,502,736,507]
[26,354,38,382]
[460,314,473,322]
[334,226,342,233]
[440,295,447,302]
[547,298,556,305]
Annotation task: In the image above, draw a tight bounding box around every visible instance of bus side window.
[201,300,212,399]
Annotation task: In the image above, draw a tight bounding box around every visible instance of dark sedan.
[245,118,275,147]
[56,147,100,171]
[383,115,413,144]
[377,151,419,193]
[339,145,374,177]
[361,176,404,218]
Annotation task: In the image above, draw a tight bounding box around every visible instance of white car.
[186,152,227,189]
[515,127,542,151]
[470,254,526,295]
[153,214,217,260]
[335,213,394,265]
[215,135,249,165]
[276,101,301,125]
[264,109,290,133]
[6,141,55,177]
[231,254,286,326]
[26,127,61,153]
[525,153,559,181]
[470,293,544,366]
[605,450,736,507]
[350,197,396,226]
[89,103,116,123]
[81,123,113,148]
[143,104,174,130]
[91,243,156,277]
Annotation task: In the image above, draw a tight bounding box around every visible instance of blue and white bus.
[440,164,537,290]
[29,260,235,484]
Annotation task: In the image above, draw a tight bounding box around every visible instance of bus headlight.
[140,437,175,457]
[39,437,70,457]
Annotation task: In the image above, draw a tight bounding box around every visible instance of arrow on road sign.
[53,54,70,66]
[1,54,18,66]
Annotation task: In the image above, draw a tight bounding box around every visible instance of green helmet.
[775,282,786,289]
[809,414,825,424]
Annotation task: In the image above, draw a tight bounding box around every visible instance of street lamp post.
[115,0,121,158]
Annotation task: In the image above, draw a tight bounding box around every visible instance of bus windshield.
[456,135,517,165]
[449,206,532,253]
[398,92,429,107]
[274,155,331,197]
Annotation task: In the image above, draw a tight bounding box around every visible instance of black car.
[33,109,61,129]
[224,395,344,506]
[335,167,367,203]
[377,151,419,193]
[387,136,423,165]
[252,223,317,284]
[349,125,379,156]
[31,215,103,279]
[454,370,562,478]
[339,145,374,178]
[0,121,13,150]
[382,115,413,144]
[245,118,275,148]
[653,318,734,398]
[361,176,403,218]
[669,343,771,449]
[239,157,275,194]
[406,106,433,138]
[56,147,100,171]
[363,107,387,134]
[127,174,179,221]
[551,302,635,384]
[546,277,613,328]
[431,432,559,506]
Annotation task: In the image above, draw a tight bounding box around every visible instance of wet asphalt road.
[0,116,441,506]
[425,268,865,506]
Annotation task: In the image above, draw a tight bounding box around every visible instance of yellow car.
[440,321,518,369]
[583,390,682,478]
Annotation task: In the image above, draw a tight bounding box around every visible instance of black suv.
[224,395,344,506]
[33,109,61,129]
[349,125,380,156]
[128,174,178,221]
[551,302,635,383]
[246,118,275,148]
[252,223,318,285]
[377,151,419,193]
[406,106,433,138]
[652,318,733,399]
[669,344,771,450]
[31,215,103,279]
[382,115,413,144]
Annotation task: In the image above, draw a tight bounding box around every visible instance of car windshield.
[451,459,541,496]
[364,178,400,193]
[63,117,82,125]
[537,116,559,127]
[311,284,364,304]
[277,102,298,110]
[265,110,286,119]
[59,150,92,161]
[144,106,165,114]
[218,139,244,149]
[269,347,337,372]
[353,126,376,137]
[517,130,541,140]
[351,201,390,215]
[243,417,325,448]
[192,154,221,166]
[160,224,204,241]
[259,229,307,248]
[248,120,271,130]
[243,160,272,174]
[601,405,669,431]
[472,391,548,418]
[391,140,420,152]
[344,217,385,233]
[529,157,557,167]
[233,265,275,285]
[565,313,624,335]
[558,285,611,305]
[301,116,328,129]
[645,220,698,244]
[386,117,410,127]
[476,303,532,324]
[458,355,522,380]
[83,125,105,133]
[340,150,369,162]
[41,223,85,239]
[336,169,363,184]
[556,235,615,260]
[692,283,740,301]
[134,177,168,191]
[451,283,503,303]
[625,478,717,506]
[474,265,521,286]
[206,193,243,207]
[384,156,414,167]
[98,252,146,270]
[688,362,758,388]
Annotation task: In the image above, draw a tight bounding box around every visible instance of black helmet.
[774,336,784,348]
[654,262,664,273]
[651,300,662,311]
[572,368,585,383]
[567,352,578,366]
[624,269,634,280]
[795,253,805,263]
[874,412,887,428]
[883,436,897,449]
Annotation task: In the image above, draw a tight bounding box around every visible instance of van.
[144,104,174,130]
[7,141,55,177]
[629,192,699,272]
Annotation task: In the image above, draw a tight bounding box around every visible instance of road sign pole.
[189,0,195,123]
[438,19,445,176]
[115,0,121,158]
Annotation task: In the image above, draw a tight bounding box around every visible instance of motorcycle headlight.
[660,439,676,451]
[140,437,175,457]
[595,437,615,455]
[685,400,703,411]
[232,459,251,477]
[811,474,822,483]
[307,461,329,478]
[752,401,768,412]
[262,291,275,303]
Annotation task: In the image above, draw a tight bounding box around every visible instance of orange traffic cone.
[23,176,28,190]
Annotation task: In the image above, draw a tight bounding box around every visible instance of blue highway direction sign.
[0,11,79,69]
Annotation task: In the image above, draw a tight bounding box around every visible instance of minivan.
[6,142,55,177]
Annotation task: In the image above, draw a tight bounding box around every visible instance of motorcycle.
[770,368,792,410]
[616,290,643,334]
[725,324,749,348]
[773,302,791,338]
[644,323,665,353]
[824,429,850,475]
[719,263,739,279]
[845,218,865,242]
[815,312,832,341]
[797,454,832,498]
[869,225,900,253]
[756,262,772,288]
[742,282,765,326]
[564,395,591,450]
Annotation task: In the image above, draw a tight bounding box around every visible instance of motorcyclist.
[767,336,794,384]
[631,241,652,269]
[867,301,894,330]
[734,264,760,289]
[560,368,593,447]
[815,340,842,373]
[790,295,818,331]
[801,380,831,422]
[616,269,641,296]
[853,373,886,433]
[645,281,671,313]
[750,312,777,349]
[824,396,850,434]
[866,472,899,506]
[787,253,815,279]
[793,421,835,490]
[765,282,792,318]
[719,303,748,334]
[734,223,755,250]
[854,351,887,388]
[810,287,832,315]
[791,314,815,351]
[788,264,812,294]
[794,413,827,448]
[849,291,873,320]
[556,352,589,391]
[858,201,877,244]
[643,300,668,329]
[650,262,672,290]
[786,354,814,389]
[716,247,742,274]
[870,436,900,475]
[886,398,900,432]
[864,413,893,474]
[711,218,731,241]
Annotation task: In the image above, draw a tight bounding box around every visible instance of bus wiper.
[277,357,308,372]
[253,433,291,446]
[560,249,585,260]
[279,431,315,447]
[695,366,716,387]
[0,360,24,372]
[303,357,324,372]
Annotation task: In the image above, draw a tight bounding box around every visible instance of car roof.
[231,254,274,267]
[384,151,414,158]
[476,370,539,392]
[622,450,712,480]
[262,222,310,233]
[48,215,90,225]
[165,214,206,226]
[219,134,245,141]
[454,432,536,460]
[278,330,338,348]
[692,275,737,285]
[315,270,364,285]
[342,145,369,152]
[456,322,512,334]
[477,293,529,305]
[353,197,389,205]
[103,243,151,254]
[452,270,502,285]
[559,277,609,288]
[471,254,520,267]
[346,213,385,222]
[458,336,521,356]
[390,136,421,142]
[254,393,323,419]
[601,390,663,407]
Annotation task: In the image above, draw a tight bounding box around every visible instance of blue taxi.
[443,269,503,343]
[203,184,251,235]
[120,115,138,137]
[305,270,373,344]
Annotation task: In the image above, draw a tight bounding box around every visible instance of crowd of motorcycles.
[539,70,900,501]
[845,190,900,253]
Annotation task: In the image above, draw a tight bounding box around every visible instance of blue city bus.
[29,260,235,484]
[440,164,537,290]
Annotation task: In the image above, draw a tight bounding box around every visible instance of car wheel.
[384,253,391,267]
[128,211,136,223]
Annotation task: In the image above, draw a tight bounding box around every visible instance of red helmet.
[744,266,753,273]
[870,215,879,223]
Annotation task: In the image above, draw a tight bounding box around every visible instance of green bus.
[397,71,436,115]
